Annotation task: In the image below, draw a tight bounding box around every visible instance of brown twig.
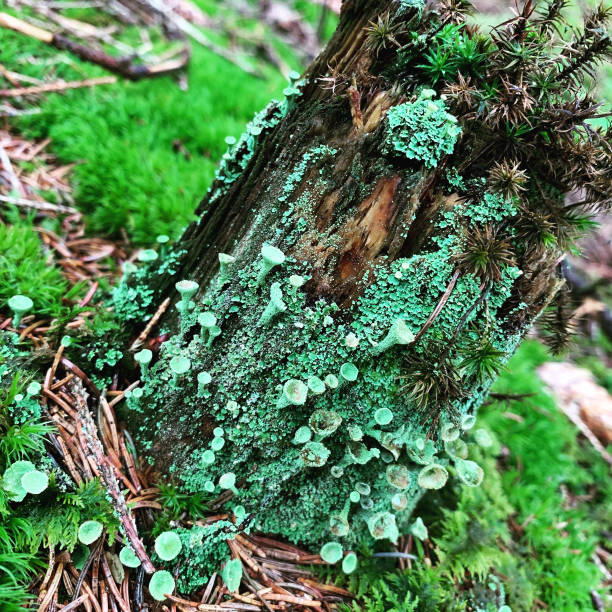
[0,76,117,97]
[0,12,190,81]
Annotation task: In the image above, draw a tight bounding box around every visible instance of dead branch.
[0,11,190,81]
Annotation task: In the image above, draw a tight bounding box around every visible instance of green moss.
[0,218,79,320]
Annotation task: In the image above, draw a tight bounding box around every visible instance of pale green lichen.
[124,115,532,567]
[383,91,461,168]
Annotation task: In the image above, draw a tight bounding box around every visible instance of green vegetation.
[0,332,118,611]
[0,214,78,319]
[0,0,611,609]
[0,2,306,245]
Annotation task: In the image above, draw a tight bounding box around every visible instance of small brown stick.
[0,76,117,97]
[129,297,170,351]
[73,540,103,604]
[0,192,79,214]
[49,345,65,388]
[51,373,75,390]
[244,583,274,612]
[67,567,100,612]
[101,588,108,612]
[43,388,78,418]
[0,12,190,81]
[38,546,56,602]
[54,435,83,484]
[19,319,46,340]
[201,571,218,604]
[236,535,266,558]
[262,593,321,607]
[100,396,120,456]
[100,555,130,612]
[75,382,154,573]
[298,579,353,597]
[411,269,461,346]
[58,594,89,611]
[79,281,99,308]
[108,381,140,408]
[38,559,65,612]
[119,433,142,492]
[62,358,100,398]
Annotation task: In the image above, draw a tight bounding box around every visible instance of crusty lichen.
[125,171,525,565]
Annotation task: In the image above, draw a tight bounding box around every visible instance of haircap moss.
[257,244,285,285]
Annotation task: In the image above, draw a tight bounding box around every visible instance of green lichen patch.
[382,91,461,168]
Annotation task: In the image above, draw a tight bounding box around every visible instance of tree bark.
[121,0,567,565]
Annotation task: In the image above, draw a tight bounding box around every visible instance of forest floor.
[1,0,612,611]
